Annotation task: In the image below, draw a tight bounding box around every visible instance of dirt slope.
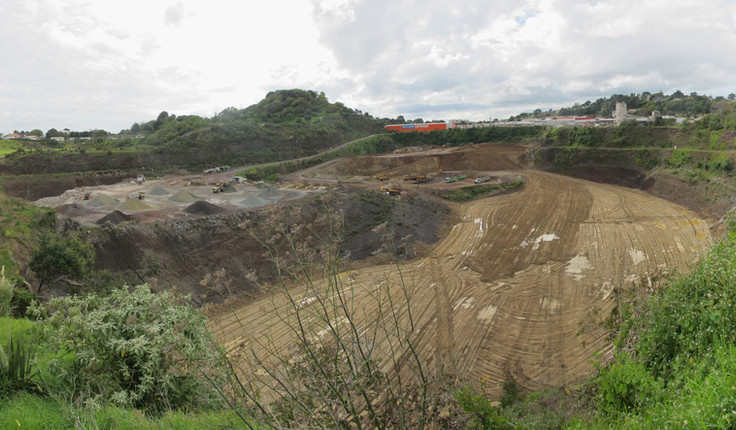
[212,170,711,399]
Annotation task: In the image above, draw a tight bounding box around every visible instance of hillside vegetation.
[136,89,385,164]
[0,90,386,177]
[511,90,732,120]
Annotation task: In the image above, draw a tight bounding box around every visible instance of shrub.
[636,242,736,381]
[10,287,36,319]
[666,149,691,168]
[455,386,512,429]
[31,285,225,413]
[595,354,662,415]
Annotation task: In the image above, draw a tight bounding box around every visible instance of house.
[3,133,22,139]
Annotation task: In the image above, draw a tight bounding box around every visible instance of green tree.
[45,128,59,139]
[27,129,43,137]
[29,233,94,293]
[90,129,108,142]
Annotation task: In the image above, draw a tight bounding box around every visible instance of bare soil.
[209,144,713,400]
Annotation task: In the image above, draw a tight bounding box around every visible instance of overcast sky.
[1,0,736,133]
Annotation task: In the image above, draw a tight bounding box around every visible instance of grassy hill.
[138,89,386,165]
[0,90,386,177]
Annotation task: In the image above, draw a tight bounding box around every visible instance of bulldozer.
[212,183,225,193]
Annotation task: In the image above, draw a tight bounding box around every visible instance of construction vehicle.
[374,172,388,181]
[380,185,401,196]
[402,173,427,182]
[474,176,491,184]
[127,191,145,200]
[83,192,92,200]
[212,182,225,193]
[445,174,466,183]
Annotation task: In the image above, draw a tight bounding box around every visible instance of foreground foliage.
[0,392,249,430]
[588,228,736,428]
[31,285,225,413]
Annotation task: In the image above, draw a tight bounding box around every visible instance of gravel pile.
[184,201,227,215]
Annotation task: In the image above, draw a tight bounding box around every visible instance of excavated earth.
[32,142,716,400]
[210,143,713,400]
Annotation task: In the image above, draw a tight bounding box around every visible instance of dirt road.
[212,169,711,398]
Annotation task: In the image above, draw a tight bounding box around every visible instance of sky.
[1,0,736,133]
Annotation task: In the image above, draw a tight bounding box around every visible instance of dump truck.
[380,185,401,196]
[374,172,388,181]
[127,191,145,200]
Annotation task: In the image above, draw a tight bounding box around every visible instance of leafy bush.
[31,285,225,412]
[455,386,512,429]
[9,287,36,319]
[595,354,662,415]
[666,149,691,167]
[499,375,524,408]
[635,242,736,381]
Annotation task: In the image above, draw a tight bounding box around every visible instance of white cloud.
[0,0,736,132]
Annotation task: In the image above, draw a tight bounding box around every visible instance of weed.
[216,208,462,428]
[0,330,38,396]
[455,386,512,429]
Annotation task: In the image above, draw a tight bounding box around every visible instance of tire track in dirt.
[211,169,712,400]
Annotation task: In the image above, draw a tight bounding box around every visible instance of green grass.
[0,392,255,429]
[0,317,37,349]
[0,140,21,157]
[0,392,68,429]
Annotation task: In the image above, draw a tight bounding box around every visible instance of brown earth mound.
[184,201,227,215]
[316,143,527,177]
[96,210,135,225]
[56,203,95,217]
[222,183,237,193]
